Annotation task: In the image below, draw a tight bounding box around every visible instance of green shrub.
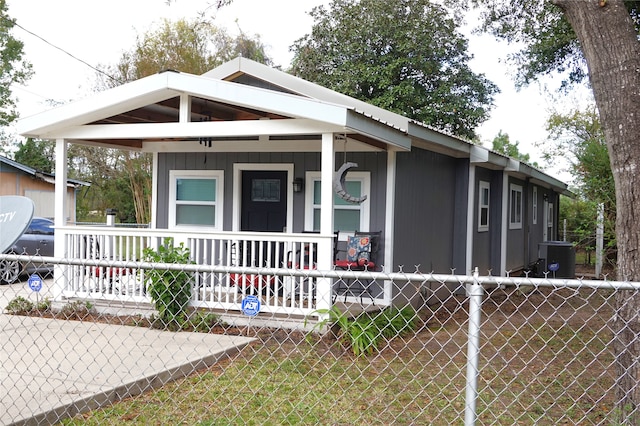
[60,300,95,320]
[187,310,223,332]
[5,296,34,315]
[308,305,419,356]
[35,298,51,312]
[143,238,194,330]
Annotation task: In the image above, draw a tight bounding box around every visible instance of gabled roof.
[203,57,410,131]
[17,57,568,194]
[0,155,89,188]
[18,67,411,151]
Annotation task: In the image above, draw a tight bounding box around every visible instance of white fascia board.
[203,57,409,130]
[408,122,472,156]
[202,56,247,79]
[41,118,345,140]
[471,145,519,170]
[18,73,180,137]
[344,111,410,150]
[166,72,350,126]
[472,144,571,195]
[470,145,490,163]
[505,158,520,172]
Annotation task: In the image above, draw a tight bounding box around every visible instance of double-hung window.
[305,171,370,232]
[509,184,523,229]
[478,181,490,232]
[169,170,224,229]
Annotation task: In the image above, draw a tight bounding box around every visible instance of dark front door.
[241,170,287,232]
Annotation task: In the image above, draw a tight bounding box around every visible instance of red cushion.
[334,260,375,270]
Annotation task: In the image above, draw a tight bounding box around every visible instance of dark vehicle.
[0,217,55,284]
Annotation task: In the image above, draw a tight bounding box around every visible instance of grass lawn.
[61,287,616,425]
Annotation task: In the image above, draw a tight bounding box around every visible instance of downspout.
[151,152,158,229]
[500,172,508,276]
[465,165,476,275]
[523,178,531,271]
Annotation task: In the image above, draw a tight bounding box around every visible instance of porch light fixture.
[293,177,304,193]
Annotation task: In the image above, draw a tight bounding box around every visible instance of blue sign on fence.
[241,295,261,317]
[28,274,42,292]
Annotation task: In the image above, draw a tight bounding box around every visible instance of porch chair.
[333,231,381,304]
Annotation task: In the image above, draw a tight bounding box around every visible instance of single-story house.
[0,155,88,222]
[16,57,569,325]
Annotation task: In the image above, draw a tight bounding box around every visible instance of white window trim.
[168,170,224,230]
[509,183,523,230]
[532,186,538,225]
[304,171,370,232]
[478,181,490,232]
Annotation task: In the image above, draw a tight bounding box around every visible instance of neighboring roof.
[0,155,90,188]
[16,57,568,194]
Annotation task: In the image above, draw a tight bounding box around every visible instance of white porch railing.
[58,226,343,316]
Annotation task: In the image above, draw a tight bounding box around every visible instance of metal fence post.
[465,267,484,426]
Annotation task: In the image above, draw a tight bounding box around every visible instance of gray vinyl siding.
[505,177,526,272]
[528,184,547,266]
[156,151,387,237]
[473,167,503,274]
[392,148,462,273]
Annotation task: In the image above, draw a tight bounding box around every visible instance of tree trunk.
[552,0,640,422]
[123,152,152,225]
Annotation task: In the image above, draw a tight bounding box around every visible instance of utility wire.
[10,19,122,85]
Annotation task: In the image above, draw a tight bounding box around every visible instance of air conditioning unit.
[538,241,576,278]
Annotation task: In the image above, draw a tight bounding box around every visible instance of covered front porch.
[55,225,392,326]
[17,58,413,326]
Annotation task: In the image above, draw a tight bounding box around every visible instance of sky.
[7,0,588,180]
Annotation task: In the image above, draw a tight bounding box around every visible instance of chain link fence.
[0,252,636,425]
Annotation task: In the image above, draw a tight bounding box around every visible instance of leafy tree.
[13,138,55,172]
[545,106,613,207]
[96,18,271,89]
[490,130,538,167]
[0,0,32,127]
[289,0,498,140]
[546,107,616,267]
[457,0,640,420]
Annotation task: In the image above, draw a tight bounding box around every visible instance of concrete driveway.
[0,278,254,426]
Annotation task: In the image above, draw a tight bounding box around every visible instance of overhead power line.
[10,19,121,84]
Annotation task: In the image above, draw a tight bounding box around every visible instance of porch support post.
[53,139,68,301]
[54,139,68,240]
[316,132,335,313]
[319,132,335,238]
[383,150,396,301]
